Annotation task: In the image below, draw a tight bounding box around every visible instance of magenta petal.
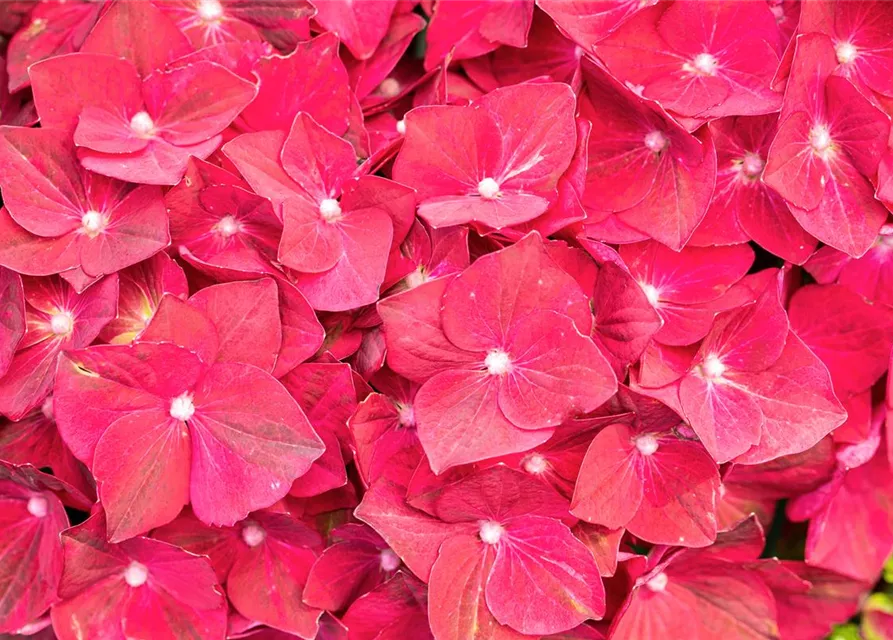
[0,480,67,634]
[293,204,393,312]
[238,33,350,135]
[226,513,324,637]
[93,409,191,542]
[571,423,645,529]
[78,185,170,277]
[188,363,324,526]
[145,62,257,146]
[428,534,527,640]
[354,480,456,583]
[53,342,202,465]
[379,276,479,383]
[487,516,605,634]
[78,136,222,186]
[0,268,24,377]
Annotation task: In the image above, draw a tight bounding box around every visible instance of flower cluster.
[1,1,892,639]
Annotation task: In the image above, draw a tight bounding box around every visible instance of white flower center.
[130,111,155,137]
[640,282,660,306]
[81,210,107,237]
[523,453,548,474]
[241,522,266,547]
[214,215,240,238]
[702,354,726,380]
[169,393,195,421]
[124,561,149,587]
[741,153,764,178]
[379,77,401,98]
[646,572,668,592]
[396,119,406,135]
[690,52,718,76]
[485,350,512,376]
[197,0,224,22]
[379,549,401,571]
[50,312,73,336]
[404,265,428,289]
[635,434,659,456]
[835,41,858,65]
[27,495,48,518]
[479,520,504,545]
[41,396,54,420]
[477,177,501,200]
[397,404,415,428]
[809,124,832,155]
[644,130,669,153]
[319,198,342,223]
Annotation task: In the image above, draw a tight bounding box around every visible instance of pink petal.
[238,33,350,135]
[498,311,617,429]
[441,233,593,350]
[227,513,323,637]
[354,480,456,583]
[30,53,143,135]
[0,482,66,633]
[415,369,553,473]
[189,279,283,372]
[378,276,479,383]
[79,1,192,77]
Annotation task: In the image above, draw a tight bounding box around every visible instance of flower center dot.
[479,520,504,545]
[741,153,764,178]
[124,561,149,587]
[169,393,195,421]
[836,41,858,65]
[319,198,342,223]
[702,354,726,380]
[635,434,659,456]
[197,0,224,22]
[485,350,512,376]
[27,495,48,518]
[130,111,155,137]
[477,177,501,200]
[241,522,266,547]
[644,131,669,153]
[41,396,54,420]
[809,124,832,155]
[81,210,107,237]
[523,453,548,474]
[50,312,73,336]
[214,215,240,238]
[379,549,401,571]
[640,283,660,306]
[405,265,428,289]
[691,52,718,76]
[396,119,406,135]
[397,404,415,428]
[379,77,401,98]
[646,572,668,592]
